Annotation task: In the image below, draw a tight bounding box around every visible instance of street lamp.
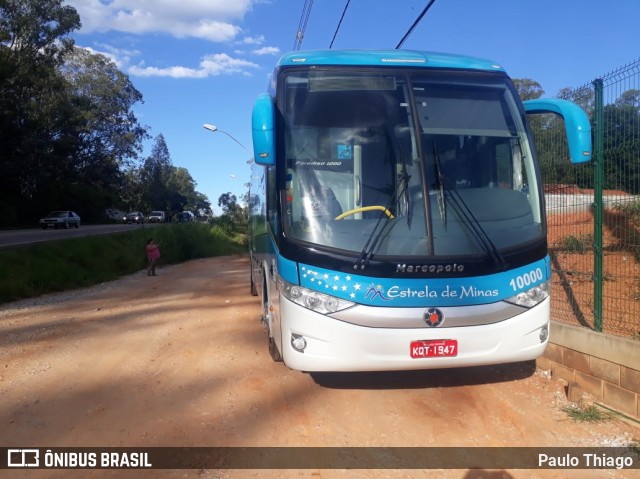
[202,123,251,155]
[203,123,254,215]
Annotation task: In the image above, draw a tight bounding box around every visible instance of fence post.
[592,78,604,332]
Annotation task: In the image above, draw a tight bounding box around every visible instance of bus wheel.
[268,336,282,362]
[261,273,282,362]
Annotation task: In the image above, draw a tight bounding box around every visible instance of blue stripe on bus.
[296,257,550,307]
[278,255,299,284]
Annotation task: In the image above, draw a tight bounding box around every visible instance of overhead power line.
[329,0,351,49]
[395,0,438,49]
[293,0,314,51]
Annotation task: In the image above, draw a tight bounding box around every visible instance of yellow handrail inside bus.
[335,206,394,220]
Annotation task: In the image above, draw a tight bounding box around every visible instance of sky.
[64,0,639,214]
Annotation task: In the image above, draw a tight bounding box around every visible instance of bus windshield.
[280,68,543,259]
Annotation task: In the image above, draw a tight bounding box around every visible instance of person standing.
[146,239,160,276]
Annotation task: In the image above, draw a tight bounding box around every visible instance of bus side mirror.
[523,98,592,164]
[252,93,276,166]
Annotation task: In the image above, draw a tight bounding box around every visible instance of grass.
[559,234,593,254]
[614,199,640,220]
[0,222,246,304]
[561,403,614,423]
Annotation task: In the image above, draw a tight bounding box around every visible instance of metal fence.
[534,58,640,339]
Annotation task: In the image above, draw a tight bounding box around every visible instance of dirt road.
[0,255,637,479]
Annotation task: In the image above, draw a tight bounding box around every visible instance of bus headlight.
[505,280,550,308]
[280,278,354,314]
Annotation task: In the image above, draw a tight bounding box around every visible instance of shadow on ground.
[309,360,537,389]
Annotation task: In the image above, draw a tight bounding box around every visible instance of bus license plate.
[410,339,458,358]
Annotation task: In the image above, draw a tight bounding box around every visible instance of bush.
[209,215,235,233]
[614,199,640,221]
[559,234,593,254]
[0,223,246,303]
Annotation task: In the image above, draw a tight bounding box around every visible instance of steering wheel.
[335,206,394,220]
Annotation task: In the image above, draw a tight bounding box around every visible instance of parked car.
[147,210,166,223]
[123,211,145,224]
[178,211,195,223]
[105,208,125,221]
[39,211,81,229]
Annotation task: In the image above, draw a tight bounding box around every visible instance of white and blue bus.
[249,50,591,372]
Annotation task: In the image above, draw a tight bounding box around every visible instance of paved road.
[0,223,162,249]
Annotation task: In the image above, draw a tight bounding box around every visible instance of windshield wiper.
[432,141,447,227]
[432,140,507,270]
[447,188,508,270]
[354,170,410,271]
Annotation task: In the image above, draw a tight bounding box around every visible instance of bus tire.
[261,271,282,362]
[268,336,282,362]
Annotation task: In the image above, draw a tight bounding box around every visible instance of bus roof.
[276,49,506,73]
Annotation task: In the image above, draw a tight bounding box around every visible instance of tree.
[165,166,199,214]
[193,192,212,218]
[511,79,586,187]
[218,192,245,221]
[0,0,81,225]
[558,85,594,113]
[218,192,238,214]
[121,166,144,212]
[512,78,544,101]
[60,48,148,170]
[0,0,79,58]
[140,134,173,212]
[0,1,210,225]
[536,83,640,194]
[54,48,148,218]
[137,135,212,217]
[0,1,149,225]
[616,89,640,107]
[602,98,640,193]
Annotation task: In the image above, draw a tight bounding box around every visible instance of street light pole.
[203,123,254,217]
[202,124,252,155]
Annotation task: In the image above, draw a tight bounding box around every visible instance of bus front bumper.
[278,297,550,372]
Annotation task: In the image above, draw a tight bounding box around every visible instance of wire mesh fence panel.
[599,59,640,338]
[533,113,598,331]
[534,59,640,340]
